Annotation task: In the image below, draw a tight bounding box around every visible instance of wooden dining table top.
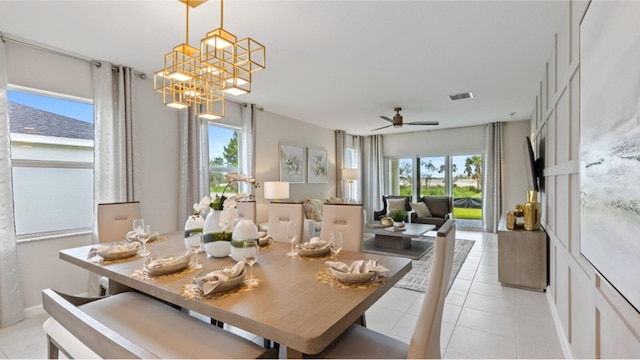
[59,232,412,357]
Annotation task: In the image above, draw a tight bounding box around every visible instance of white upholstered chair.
[236,201,257,224]
[313,219,456,359]
[320,204,363,252]
[267,202,304,244]
[96,202,141,295]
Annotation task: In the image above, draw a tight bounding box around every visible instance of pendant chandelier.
[154,0,266,119]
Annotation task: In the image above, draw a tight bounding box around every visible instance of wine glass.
[243,240,259,286]
[286,222,298,258]
[137,224,151,256]
[132,218,144,238]
[329,232,343,261]
[188,233,203,269]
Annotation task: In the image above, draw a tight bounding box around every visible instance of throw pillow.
[411,202,432,218]
[386,198,407,215]
[302,199,323,222]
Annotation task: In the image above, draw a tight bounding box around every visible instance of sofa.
[302,197,348,241]
[410,196,453,230]
[373,195,412,222]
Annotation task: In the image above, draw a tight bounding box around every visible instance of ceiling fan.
[371,107,439,131]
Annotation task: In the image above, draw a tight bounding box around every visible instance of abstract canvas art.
[279,143,305,183]
[307,148,327,183]
[580,1,640,312]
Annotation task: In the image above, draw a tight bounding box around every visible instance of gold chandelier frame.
[154,0,266,119]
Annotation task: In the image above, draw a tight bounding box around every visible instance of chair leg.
[47,336,59,359]
[99,285,107,297]
[263,339,271,349]
[354,314,366,327]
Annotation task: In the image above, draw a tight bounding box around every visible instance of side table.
[497,214,548,291]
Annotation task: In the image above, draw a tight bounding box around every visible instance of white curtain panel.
[177,107,208,226]
[335,130,346,198]
[0,38,26,328]
[362,135,384,223]
[240,104,256,194]
[90,62,138,294]
[482,122,504,233]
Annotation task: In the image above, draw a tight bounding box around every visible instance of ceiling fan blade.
[370,124,392,131]
[407,121,440,126]
[380,115,394,123]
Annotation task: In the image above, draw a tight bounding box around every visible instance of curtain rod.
[1,35,147,79]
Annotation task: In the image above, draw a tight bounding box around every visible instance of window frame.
[206,121,243,197]
[8,85,95,242]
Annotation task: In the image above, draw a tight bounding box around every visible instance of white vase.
[393,221,405,229]
[230,219,259,262]
[184,214,205,251]
[202,210,232,257]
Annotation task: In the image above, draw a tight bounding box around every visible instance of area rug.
[393,238,475,293]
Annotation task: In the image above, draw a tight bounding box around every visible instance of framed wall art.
[279,143,306,183]
[580,1,640,312]
[307,147,328,183]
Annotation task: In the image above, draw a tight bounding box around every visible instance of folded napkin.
[193,261,245,295]
[258,232,273,246]
[298,237,329,250]
[88,242,139,259]
[325,259,389,276]
[145,251,192,271]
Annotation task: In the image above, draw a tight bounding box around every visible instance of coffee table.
[364,223,435,259]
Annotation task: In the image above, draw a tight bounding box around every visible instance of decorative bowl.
[330,269,376,284]
[95,242,140,261]
[296,245,330,257]
[144,253,191,276]
[193,268,246,293]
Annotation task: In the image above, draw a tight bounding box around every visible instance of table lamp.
[264,181,290,202]
[342,168,359,203]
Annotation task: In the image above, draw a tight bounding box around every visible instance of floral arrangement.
[195,173,260,234]
[193,196,211,216]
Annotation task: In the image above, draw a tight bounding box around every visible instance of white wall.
[533,0,640,357]
[254,110,335,225]
[6,40,181,308]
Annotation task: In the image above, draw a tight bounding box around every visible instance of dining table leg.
[279,346,303,359]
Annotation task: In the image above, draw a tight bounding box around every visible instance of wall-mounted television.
[525,136,543,192]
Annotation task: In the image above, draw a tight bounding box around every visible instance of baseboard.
[546,288,575,359]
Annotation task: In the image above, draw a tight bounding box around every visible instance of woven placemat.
[180,277,260,301]
[315,268,385,289]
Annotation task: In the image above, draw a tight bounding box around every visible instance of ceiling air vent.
[449,92,474,101]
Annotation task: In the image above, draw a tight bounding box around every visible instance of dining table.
[59,231,412,358]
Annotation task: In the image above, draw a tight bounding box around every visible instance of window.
[452,154,483,222]
[208,123,242,198]
[386,157,413,196]
[8,87,94,239]
[385,153,484,226]
[418,156,446,196]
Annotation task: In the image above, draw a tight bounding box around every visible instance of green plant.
[389,209,407,222]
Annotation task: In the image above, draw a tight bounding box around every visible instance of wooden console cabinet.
[497,214,548,291]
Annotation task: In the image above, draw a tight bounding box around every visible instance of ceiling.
[0,0,567,135]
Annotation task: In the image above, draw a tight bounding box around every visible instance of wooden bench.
[42,288,276,359]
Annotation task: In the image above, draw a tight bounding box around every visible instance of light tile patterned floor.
[0,230,565,359]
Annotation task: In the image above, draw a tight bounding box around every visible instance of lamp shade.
[264,181,289,200]
[342,168,360,181]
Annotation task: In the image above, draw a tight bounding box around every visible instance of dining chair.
[267,202,304,243]
[312,219,456,359]
[320,203,363,252]
[97,201,141,295]
[236,201,257,224]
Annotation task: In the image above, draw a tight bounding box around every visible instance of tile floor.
[0,230,565,359]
